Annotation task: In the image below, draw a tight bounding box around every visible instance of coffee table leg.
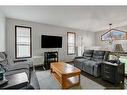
[61,75,66,89]
[50,66,53,73]
[78,74,80,86]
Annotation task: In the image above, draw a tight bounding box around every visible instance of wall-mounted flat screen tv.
[41,35,62,48]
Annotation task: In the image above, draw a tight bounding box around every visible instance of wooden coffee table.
[50,62,81,89]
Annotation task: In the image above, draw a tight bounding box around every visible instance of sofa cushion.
[83,60,101,67]
[74,58,87,63]
[74,58,88,69]
[92,50,105,61]
[82,60,102,75]
[5,63,29,72]
[4,62,30,77]
[82,50,94,60]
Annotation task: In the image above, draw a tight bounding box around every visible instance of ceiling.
[1,6,127,32]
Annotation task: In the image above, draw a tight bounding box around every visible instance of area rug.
[36,70,105,89]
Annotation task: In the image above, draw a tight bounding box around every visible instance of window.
[101,29,127,41]
[15,26,32,58]
[67,32,76,54]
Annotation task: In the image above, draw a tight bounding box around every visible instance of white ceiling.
[1,6,127,32]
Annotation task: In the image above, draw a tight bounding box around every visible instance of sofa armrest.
[93,62,102,77]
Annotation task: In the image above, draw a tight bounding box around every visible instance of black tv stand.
[44,51,58,70]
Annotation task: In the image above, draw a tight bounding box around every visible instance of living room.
[0,6,127,90]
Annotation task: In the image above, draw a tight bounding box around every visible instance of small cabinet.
[101,62,124,85]
[44,51,58,70]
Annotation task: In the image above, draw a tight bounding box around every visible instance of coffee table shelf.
[51,62,81,89]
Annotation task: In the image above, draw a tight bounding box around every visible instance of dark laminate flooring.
[30,69,40,89]
[33,64,127,89]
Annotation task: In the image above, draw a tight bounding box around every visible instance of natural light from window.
[67,32,76,54]
[15,26,31,58]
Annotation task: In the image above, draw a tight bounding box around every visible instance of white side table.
[32,56,44,69]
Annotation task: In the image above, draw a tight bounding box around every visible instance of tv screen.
[41,35,62,48]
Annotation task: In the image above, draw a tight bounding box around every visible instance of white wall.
[0,10,6,52]
[6,18,95,62]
